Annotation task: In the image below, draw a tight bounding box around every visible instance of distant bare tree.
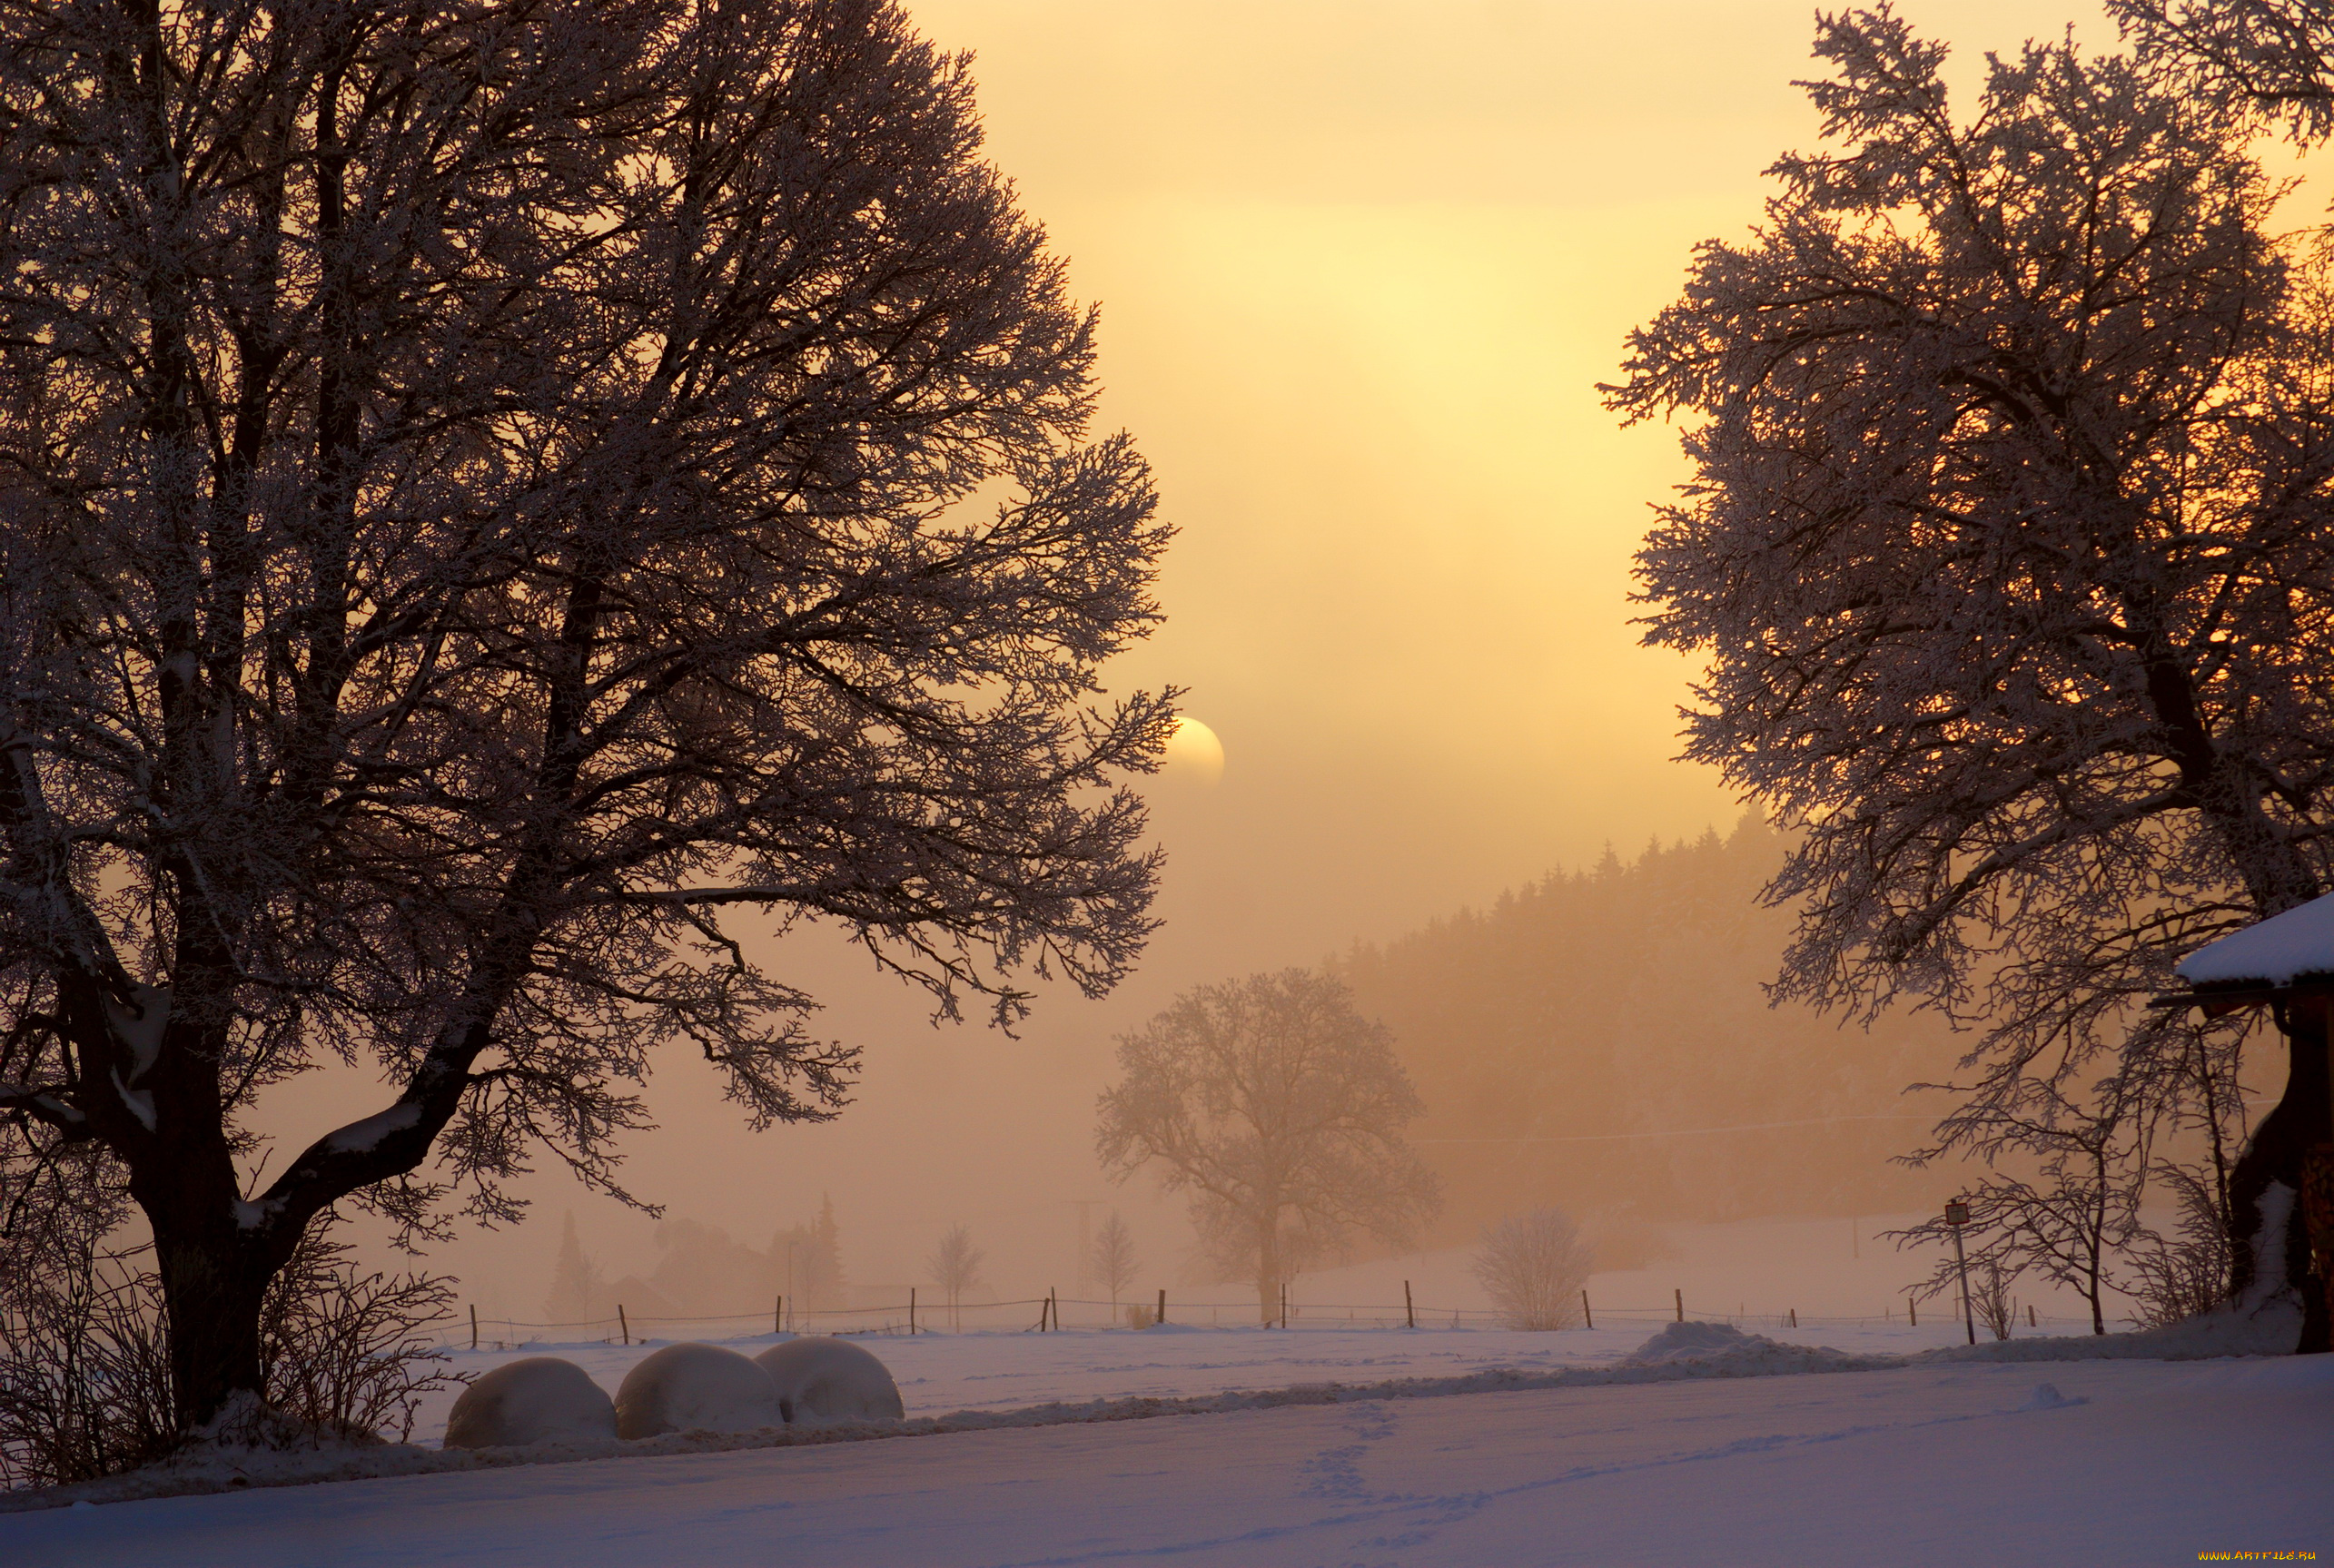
[926,1223,984,1332]
[0,0,1172,1441]
[1607,5,2334,1350]
[1097,970,1439,1321]
[1090,1211,1139,1310]
[1472,1209,1592,1331]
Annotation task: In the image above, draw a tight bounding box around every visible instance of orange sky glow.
[282,0,2146,1314]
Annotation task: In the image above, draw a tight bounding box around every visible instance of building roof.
[2176,891,2334,988]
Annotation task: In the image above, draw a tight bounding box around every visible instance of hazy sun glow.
[1162,715,1226,785]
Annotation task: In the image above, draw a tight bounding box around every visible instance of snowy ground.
[408,1317,2071,1445]
[7,1214,2313,1563]
[10,1345,2330,1567]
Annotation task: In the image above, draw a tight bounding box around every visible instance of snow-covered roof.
[2176,891,2334,988]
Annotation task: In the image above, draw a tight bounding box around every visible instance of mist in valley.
[223,0,2191,1341]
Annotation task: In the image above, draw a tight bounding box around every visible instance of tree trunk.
[1254,1214,1281,1325]
[2226,998,2332,1354]
[150,1216,272,1432]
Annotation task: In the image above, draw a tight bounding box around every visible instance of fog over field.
[217,0,2250,1339]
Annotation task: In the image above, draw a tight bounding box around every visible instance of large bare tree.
[0,0,1172,1434]
[1097,970,1439,1321]
[1607,9,2334,1348]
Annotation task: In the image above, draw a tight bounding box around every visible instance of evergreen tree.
[543,1213,605,1326]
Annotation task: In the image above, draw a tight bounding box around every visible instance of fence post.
[1157,1287,1166,1326]
[909,1287,916,1335]
[775,1295,783,1336]
[2027,1303,2036,1328]
[1908,1298,1916,1327]
[1580,1289,1593,1330]
[1674,1287,1683,1323]
[1279,1281,1288,1330]
[1404,1279,1416,1330]
[470,1303,479,1351]
[1788,1307,1797,1328]
[1050,1287,1059,1331]
[618,1304,629,1346]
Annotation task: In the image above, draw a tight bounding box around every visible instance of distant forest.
[1333,816,1963,1245]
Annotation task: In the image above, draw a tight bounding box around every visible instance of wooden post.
[1404,1279,1416,1329]
[775,1295,784,1336]
[1788,1307,1797,1328]
[909,1287,917,1335]
[1909,1299,1917,1327]
[1280,1281,1288,1330]
[470,1303,479,1351]
[2027,1303,2036,1328]
[618,1304,629,1346]
[1580,1289,1593,1330]
[1674,1287,1683,1323]
[1050,1287,1059,1331]
[1157,1287,1166,1326]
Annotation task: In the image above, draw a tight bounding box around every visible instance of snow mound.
[1623,1320,1889,1376]
[2016,1383,2085,1411]
[755,1337,904,1425]
[613,1343,781,1439]
[444,1357,617,1449]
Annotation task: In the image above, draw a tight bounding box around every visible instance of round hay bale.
[443,1357,617,1449]
[755,1336,905,1424]
[613,1342,782,1439]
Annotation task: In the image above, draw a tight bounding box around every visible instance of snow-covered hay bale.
[754,1336,905,1424]
[443,1357,617,1449]
[613,1343,782,1439]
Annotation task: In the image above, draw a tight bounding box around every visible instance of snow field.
[405,1315,2076,1446]
[14,1352,2331,1567]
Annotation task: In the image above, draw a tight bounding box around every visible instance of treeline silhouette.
[1333,816,1961,1245]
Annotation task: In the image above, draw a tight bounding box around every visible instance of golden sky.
[320,0,2136,1310]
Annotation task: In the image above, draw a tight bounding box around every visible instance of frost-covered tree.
[1090,1210,1138,1308]
[925,1222,983,1330]
[1471,1208,1591,1331]
[0,0,1171,1435]
[1096,970,1439,1320]
[1607,7,2334,1349]
[2111,0,2334,137]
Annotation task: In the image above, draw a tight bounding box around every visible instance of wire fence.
[439,1288,2103,1351]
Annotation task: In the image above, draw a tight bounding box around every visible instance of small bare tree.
[1097,970,1439,1321]
[1897,1080,2150,1337]
[1969,1260,2020,1342]
[1090,1211,1139,1311]
[926,1223,984,1332]
[1472,1209,1592,1331]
